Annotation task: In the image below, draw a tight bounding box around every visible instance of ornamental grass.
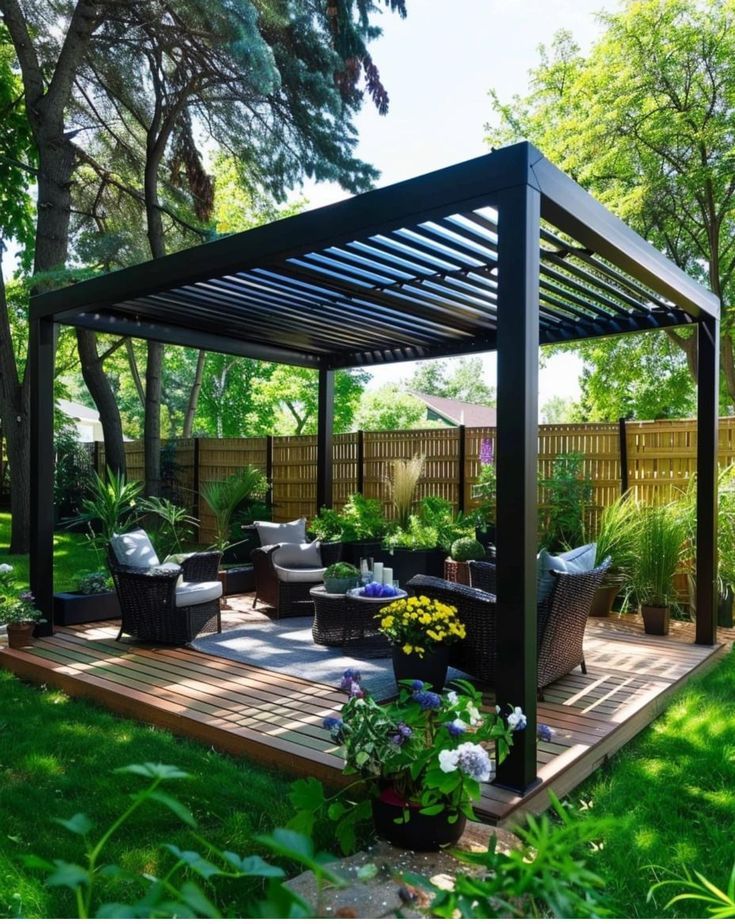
[377,595,466,658]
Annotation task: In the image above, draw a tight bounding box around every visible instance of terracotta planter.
[392,643,449,693]
[371,786,466,851]
[6,621,36,649]
[444,559,471,585]
[641,604,670,636]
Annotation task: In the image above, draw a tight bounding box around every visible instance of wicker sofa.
[252,541,342,618]
[107,529,222,646]
[407,558,609,694]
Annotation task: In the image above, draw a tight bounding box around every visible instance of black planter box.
[343,540,384,568]
[383,547,445,586]
[54,590,121,626]
[219,565,256,596]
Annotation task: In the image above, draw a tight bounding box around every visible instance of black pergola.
[29,141,720,793]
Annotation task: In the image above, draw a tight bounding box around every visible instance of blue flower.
[445,718,468,737]
[389,723,412,747]
[411,680,425,692]
[323,716,344,741]
[537,723,553,742]
[339,668,362,693]
[412,690,442,710]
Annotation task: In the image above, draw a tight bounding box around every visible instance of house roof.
[31,142,718,371]
[410,391,497,427]
[57,398,100,422]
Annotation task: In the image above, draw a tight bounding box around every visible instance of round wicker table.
[310,585,407,653]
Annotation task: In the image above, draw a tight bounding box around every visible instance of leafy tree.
[540,395,579,424]
[404,357,495,405]
[256,366,369,435]
[355,385,428,431]
[486,1,735,414]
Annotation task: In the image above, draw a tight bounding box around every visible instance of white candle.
[383,567,393,586]
[373,562,383,583]
[360,558,369,575]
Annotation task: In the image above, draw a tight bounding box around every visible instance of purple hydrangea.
[479,439,494,466]
[439,742,494,782]
[445,718,468,737]
[20,591,35,603]
[412,690,442,710]
[339,668,362,693]
[390,722,413,747]
[537,723,554,742]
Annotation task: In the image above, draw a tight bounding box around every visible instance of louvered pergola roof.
[31,142,717,365]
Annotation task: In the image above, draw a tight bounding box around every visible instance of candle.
[383,567,393,586]
[373,562,383,583]
[360,558,369,575]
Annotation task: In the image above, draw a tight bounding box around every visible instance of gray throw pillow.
[537,542,597,604]
[110,529,160,569]
[255,517,307,546]
[272,540,322,569]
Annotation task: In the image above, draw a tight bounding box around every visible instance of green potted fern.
[323,562,360,595]
[630,504,685,635]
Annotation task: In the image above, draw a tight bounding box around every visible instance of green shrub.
[323,562,360,580]
[340,493,388,542]
[310,506,345,542]
[385,516,439,551]
[539,452,592,550]
[74,571,112,595]
[450,537,485,562]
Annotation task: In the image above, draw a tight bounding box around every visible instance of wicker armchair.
[107,533,223,645]
[407,559,609,693]
[252,541,342,619]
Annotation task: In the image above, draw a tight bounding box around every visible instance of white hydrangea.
[0,563,14,574]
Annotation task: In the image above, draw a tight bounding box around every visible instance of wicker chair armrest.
[407,574,495,608]
[181,551,222,582]
[112,563,182,582]
[469,560,496,594]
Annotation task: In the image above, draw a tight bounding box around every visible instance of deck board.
[1,602,731,826]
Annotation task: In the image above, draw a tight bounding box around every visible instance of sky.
[301,0,614,408]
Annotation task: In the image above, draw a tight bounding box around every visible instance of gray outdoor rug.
[191,616,471,702]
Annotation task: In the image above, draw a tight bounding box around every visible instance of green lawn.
[572,647,735,918]
[0,512,100,592]
[0,670,306,918]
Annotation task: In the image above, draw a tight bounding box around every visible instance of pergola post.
[493,182,541,792]
[316,367,334,511]
[695,315,719,645]
[30,316,56,636]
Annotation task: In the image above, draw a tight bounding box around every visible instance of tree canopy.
[486,0,735,417]
[402,357,496,405]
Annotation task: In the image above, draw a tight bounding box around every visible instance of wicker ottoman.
[310,586,406,653]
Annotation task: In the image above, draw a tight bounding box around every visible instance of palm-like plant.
[200,466,269,551]
[65,468,142,553]
[389,454,425,529]
[138,496,199,558]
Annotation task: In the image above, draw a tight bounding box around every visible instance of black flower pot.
[371,787,466,851]
[384,547,445,585]
[391,644,449,693]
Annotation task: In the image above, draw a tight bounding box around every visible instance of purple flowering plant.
[472,439,497,527]
[288,672,529,854]
[0,564,44,626]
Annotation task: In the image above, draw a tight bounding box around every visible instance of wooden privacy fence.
[90,417,735,545]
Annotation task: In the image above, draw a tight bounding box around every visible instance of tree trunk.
[76,329,127,475]
[183,350,206,438]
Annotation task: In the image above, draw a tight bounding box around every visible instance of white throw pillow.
[272,540,323,569]
[254,517,307,546]
[110,529,160,569]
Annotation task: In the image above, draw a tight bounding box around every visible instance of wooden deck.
[1,600,731,827]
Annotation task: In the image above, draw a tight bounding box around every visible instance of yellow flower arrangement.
[376,595,465,658]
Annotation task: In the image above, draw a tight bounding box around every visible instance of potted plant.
[0,565,45,649]
[54,571,122,626]
[444,536,486,585]
[376,594,467,692]
[335,494,389,567]
[472,438,497,547]
[323,562,360,595]
[64,467,143,554]
[589,492,639,618]
[295,672,524,853]
[384,517,444,585]
[630,504,685,635]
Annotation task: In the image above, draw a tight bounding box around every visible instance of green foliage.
[21,762,340,918]
[403,357,496,406]
[649,861,735,919]
[417,496,474,552]
[539,452,592,550]
[450,537,485,563]
[310,506,346,542]
[291,678,516,855]
[0,565,43,625]
[53,422,94,520]
[200,466,268,551]
[65,468,143,554]
[355,385,428,431]
[629,504,686,607]
[323,562,360,580]
[486,1,735,412]
[340,493,389,542]
[73,572,112,595]
[593,492,640,574]
[407,792,613,918]
[473,460,497,528]
[137,496,198,558]
[385,516,439,551]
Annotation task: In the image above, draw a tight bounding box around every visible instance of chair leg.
[116,625,124,640]
[537,688,545,702]
[581,659,587,674]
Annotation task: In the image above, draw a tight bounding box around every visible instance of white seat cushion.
[274,565,326,584]
[255,517,307,546]
[175,580,222,608]
[111,529,160,569]
[272,540,322,568]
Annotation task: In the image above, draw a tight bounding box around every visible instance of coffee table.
[310,585,407,653]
